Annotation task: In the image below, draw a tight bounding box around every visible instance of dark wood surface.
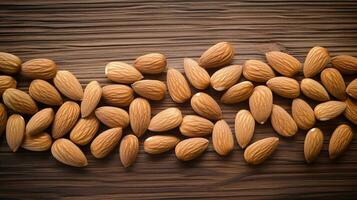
[0,1,357,199]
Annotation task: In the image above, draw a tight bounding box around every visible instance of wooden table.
[0,1,356,199]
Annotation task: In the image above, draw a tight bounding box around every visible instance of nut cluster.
[0,42,356,168]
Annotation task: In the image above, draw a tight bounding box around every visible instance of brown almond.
[51,138,87,167]
[235,110,255,149]
[314,101,346,121]
[22,132,52,151]
[144,135,180,155]
[344,97,357,125]
[303,46,330,77]
[243,60,275,82]
[304,128,324,163]
[6,114,25,152]
[221,81,254,104]
[52,101,80,139]
[53,70,83,101]
[267,77,300,98]
[102,84,134,107]
[81,81,102,118]
[329,124,353,159]
[129,98,151,137]
[265,51,301,77]
[119,134,139,168]
[179,115,214,137]
[300,78,330,101]
[175,137,209,161]
[95,106,129,128]
[131,80,166,100]
[148,107,182,132]
[271,104,298,137]
[69,115,100,146]
[0,103,7,136]
[105,61,143,84]
[320,68,346,100]
[166,68,191,103]
[91,128,123,159]
[212,120,234,156]
[244,137,279,165]
[3,88,38,115]
[291,98,315,130]
[210,65,242,91]
[0,52,21,74]
[346,78,357,99]
[134,53,166,74]
[21,58,57,80]
[191,92,222,121]
[0,75,17,95]
[198,42,235,68]
[331,55,357,75]
[26,108,54,136]
[183,58,210,90]
[249,86,273,124]
[29,79,63,106]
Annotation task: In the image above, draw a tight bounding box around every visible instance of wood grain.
[1,1,357,199]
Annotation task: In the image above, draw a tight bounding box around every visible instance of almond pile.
[0,43,356,168]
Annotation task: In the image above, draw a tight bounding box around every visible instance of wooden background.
[0,1,357,199]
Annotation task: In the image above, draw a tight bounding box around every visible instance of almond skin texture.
[235,110,255,149]
[105,61,143,84]
[267,77,300,98]
[119,134,139,168]
[26,108,54,136]
[166,68,191,103]
[244,137,279,165]
[191,92,222,121]
[95,106,129,128]
[249,86,273,124]
[314,101,346,121]
[53,70,83,101]
[0,75,17,95]
[265,51,301,77]
[144,135,180,155]
[148,107,182,132]
[304,128,324,163]
[0,103,7,136]
[0,52,21,74]
[271,104,298,137]
[212,120,234,156]
[183,58,210,90]
[21,58,57,80]
[300,78,330,101]
[6,114,25,152]
[81,81,102,118]
[243,60,275,82]
[91,128,123,159]
[179,115,214,137]
[291,98,315,130]
[134,53,166,74]
[22,132,52,151]
[320,68,346,100]
[329,124,353,159]
[331,55,357,75]
[303,46,330,77]
[344,97,357,125]
[29,79,63,106]
[51,138,88,167]
[132,80,166,100]
[221,81,254,104]
[175,138,209,161]
[52,101,80,139]
[102,84,134,107]
[198,42,235,68]
[346,78,357,99]
[70,115,100,146]
[129,98,151,137]
[210,65,242,91]
[3,88,38,115]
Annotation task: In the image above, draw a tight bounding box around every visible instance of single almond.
[346,78,357,99]
[105,61,143,84]
[144,135,180,155]
[271,104,298,137]
[119,134,139,168]
[51,138,88,167]
[344,97,357,125]
[243,60,275,82]
[21,58,57,80]
[314,101,346,121]
[304,128,323,163]
[29,79,63,106]
[235,110,255,149]
[303,46,330,77]
[0,75,17,95]
[267,77,300,98]
[21,132,52,151]
[0,52,21,74]
[183,58,210,90]
[53,70,83,101]
[81,81,102,118]
[3,88,38,115]
[291,98,315,130]
[6,114,25,152]
[329,124,353,159]
[210,65,242,91]
[134,53,166,74]
[175,137,209,161]
[179,115,214,137]
[0,103,7,136]
[249,86,273,124]
[129,98,151,137]
[265,51,301,77]
[131,80,166,100]
[102,84,134,107]
[300,78,330,101]
[91,127,123,159]
[199,42,235,68]
[70,115,100,146]
[221,81,254,104]
[191,92,222,121]
[244,137,279,165]
[320,68,346,100]
[52,101,80,139]
[95,106,129,128]
[331,55,357,75]
[212,119,234,156]
[26,108,54,136]
[148,107,182,132]
[166,68,191,103]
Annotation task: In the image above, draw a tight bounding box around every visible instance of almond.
[266,77,300,98]
[81,81,102,118]
[166,68,191,103]
[210,65,242,91]
[131,80,166,100]
[198,42,235,68]
[52,101,80,139]
[179,115,214,137]
[0,75,16,95]
[105,61,143,84]
[29,79,63,106]
[346,78,357,99]
[3,88,38,115]
[320,68,346,100]
[21,132,52,151]
[129,98,151,137]
[6,114,25,152]
[191,92,222,121]
[53,70,83,101]
[26,108,54,136]
[212,119,234,156]
[119,134,139,168]
[303,46,330,77]
[331,55,357,75]
[0,103,7,136]
[148,107,182,132]
[221,81,254,104]
[314,101,346,121]
[51,138,88,167]
[144,135,180,154]
[70,115,100,146]
[183,58,210,90]
[300,78,330,101]
[265,51,301,77]
[235,110,255,149]
[249,86,273,124]
[90,128,123,159]
[243,60,275,82]
[0,52,21,74]
[344,97,357,125]
[244,137,279,165]
[291,98,315,130]
[95,106,129,128]
[271,104,298,137]
[134,53,166,74]
[329,124,353,159]
[175,137,209,161]
[304,128,323,163]
[102,84,134,107]
[21,58,57,80]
